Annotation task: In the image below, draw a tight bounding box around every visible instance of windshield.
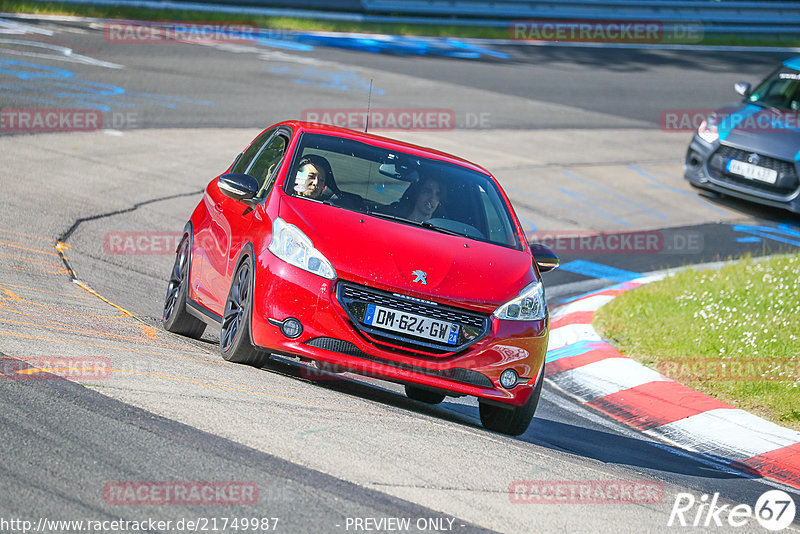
[285,133,522,249]
[748,66,800,111]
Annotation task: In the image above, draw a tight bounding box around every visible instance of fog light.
[500,369,518,389]
[280,318,303,338]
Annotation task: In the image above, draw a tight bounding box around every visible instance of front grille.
[305,337,494,389]
[709,145,799,194]
[336,281,490,354]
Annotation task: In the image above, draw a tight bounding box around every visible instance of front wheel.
[163,237,206,339]
[479,365,544,436]
[220,257,269,368]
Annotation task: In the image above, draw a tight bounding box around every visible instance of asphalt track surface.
[2,16,800,533]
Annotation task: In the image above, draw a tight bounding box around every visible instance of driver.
[398,176,446,222]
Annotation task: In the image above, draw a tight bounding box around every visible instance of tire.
[405,385,446,404]
[220,256,270,368]
[479,365,544,436]
[163,236,206,339]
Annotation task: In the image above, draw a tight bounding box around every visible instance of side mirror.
[218,173,259,202]
[734,81,751,97]
[530,243,559,273]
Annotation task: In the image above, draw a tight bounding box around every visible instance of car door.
[192,127,277,315]
[203,129,290,315]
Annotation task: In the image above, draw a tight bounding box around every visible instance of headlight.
[493,281,547,321]
[268,217,336,279]
[697,113,719,143]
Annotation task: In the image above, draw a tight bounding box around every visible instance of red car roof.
[278,120,492,176]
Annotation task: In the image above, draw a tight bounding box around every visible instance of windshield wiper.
[420,221,462,237]
[365,210,413,224]
[365,211,463,237]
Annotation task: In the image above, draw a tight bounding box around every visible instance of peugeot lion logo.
[747,153,760,165]
[412,270,428,285]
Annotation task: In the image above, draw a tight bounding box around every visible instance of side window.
[248,133,288,196]
[230,128,276,174]
[480,185,516,245]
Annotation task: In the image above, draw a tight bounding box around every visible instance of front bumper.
[251,251,547,407]
[684,134,800,214]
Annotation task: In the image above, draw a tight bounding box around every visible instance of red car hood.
[279,197,535,313]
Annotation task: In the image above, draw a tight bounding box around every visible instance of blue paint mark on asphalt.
[559,260,642,282]
[0,59,214,112]
[292,33,509,59]
[732,223,800,247]
[268,66,384,94]
[627,165,729,216]
[559,188,630,226]
[563,170,667,221]
[249,35,313,52]
[0,59,74,80]
[545,340,598,363]
[736,236,762,243]
[557,280,641,304]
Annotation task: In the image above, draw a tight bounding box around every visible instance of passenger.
[394,175,446,222]
[294,154,333,200]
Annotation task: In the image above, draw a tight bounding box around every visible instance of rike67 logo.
[668,490,796,531]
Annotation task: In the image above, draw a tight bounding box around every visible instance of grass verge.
[1,0,799,47]
[594,253,800,430]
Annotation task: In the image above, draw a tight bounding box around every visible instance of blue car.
[684,57,800,213]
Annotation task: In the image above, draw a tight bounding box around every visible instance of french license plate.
[726,159,778,184]
[364,304,461,345]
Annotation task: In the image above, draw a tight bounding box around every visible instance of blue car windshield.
[748,67,800,111]
[285,133,523,250]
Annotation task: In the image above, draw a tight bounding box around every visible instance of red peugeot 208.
[163,121,558,435]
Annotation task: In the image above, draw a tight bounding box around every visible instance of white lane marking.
[193,41,328,66]
[655,408,800,460]
[551,294,615,319]
[549,358,668,402]
[629,274,666,285]
[0,39,124,69]
[547,324,601,351]
[0,18,54,35]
